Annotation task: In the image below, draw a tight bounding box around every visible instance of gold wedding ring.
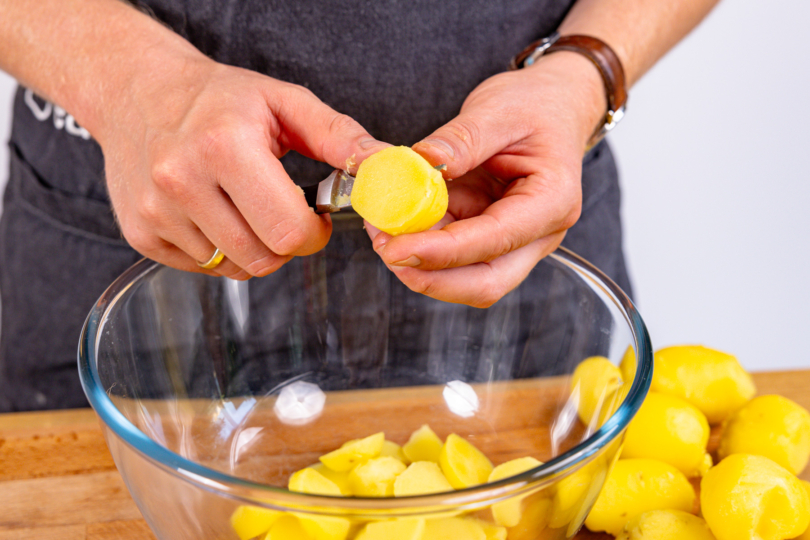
[197,248,225,269]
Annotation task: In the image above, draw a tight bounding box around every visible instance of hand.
[99,57,385,280]
[368,52,608,307]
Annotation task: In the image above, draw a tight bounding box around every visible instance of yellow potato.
[652,345,755,424]
[422,517,486,540]
[620,346,637,384]
[616,510,717,540]
[296,515,352,540]
[701,454,810,540]
[549,455,608,530]
[402,425,444,463]
[438,434,494,489]
[487,457,543,527]
[352,146,448,236]
[309,463,353,496]
[288,468,342,496]
[476,520,507,540]
[354,519,425,540]
[348,457,407,497]
[792,481,810,540]
[264,515,314,540]
[231,505,282,540]
[320,432,385,472]
[506,496,551,540]
[621,391,711,476]
[718,395,810,475]
[584,459,695,536]
[571,356,624,426]
[380,440,409,464]
[393,461,453,496]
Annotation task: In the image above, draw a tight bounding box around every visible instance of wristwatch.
[510,32,628,151]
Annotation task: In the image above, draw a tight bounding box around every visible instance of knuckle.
[137,193,165,224]
[123,225,161,255]
[150,157,186,195]
[244,254,286,277]
[199,125,237,166]
[267,219,308,256]
[327,113,359,137]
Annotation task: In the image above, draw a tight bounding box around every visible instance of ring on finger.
[197,247,225,269]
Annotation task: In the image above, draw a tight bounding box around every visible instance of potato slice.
[231,505,282,540]
[438,434,493,489]
[402,425,443,463]
[571,356,624,426]
[422,517,486,540]
[288,468,342,496]
[352,146,448,236]
[349,457,407,497]
[394,461,453,496]
[320,432,385,472]
[297,515,352,540]
[487,457,543,527]
[354,519,425,540]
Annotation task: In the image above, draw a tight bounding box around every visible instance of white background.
[1,0,808,373]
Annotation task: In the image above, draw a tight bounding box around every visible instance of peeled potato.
[621,392,711,477]
[354,519,425,540]
[394,461,453,496]
[402,425,444,463]
[296,515,352,540]
[718,394,810,475]
[701,454,810,540]
[571,356,624,426]
[422,517,486,540]
[319,432,385,472]
[487,457,543,527]
[348,457,407,497]
[651,345,755,424]
[438,433,494,489]
[265,515,314,540]
[585,459,695,536]
[620,346,637,384]
[793,481,810,540]
[288,468,342,496]
[352,146,448,236]
[231,505,282,540]
[380,440,409,464]
[309,463,353,496]
[617,510,717,540]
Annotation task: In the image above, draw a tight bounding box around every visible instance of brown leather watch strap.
[545,35,627,119]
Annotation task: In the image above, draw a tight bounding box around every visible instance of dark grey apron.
[0,0,632,411]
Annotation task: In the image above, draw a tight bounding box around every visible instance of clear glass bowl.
[79,215,652,540]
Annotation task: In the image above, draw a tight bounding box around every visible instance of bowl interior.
[82,220,650,501]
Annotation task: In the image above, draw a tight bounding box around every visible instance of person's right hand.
[97,57,385,280]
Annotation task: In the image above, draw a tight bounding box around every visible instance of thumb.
[412,107,517,179]
[272,86,388,173]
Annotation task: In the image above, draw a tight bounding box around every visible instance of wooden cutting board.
[1,370,808,540]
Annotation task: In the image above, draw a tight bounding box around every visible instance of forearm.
[0,0,210,142]
[558,0,721,87]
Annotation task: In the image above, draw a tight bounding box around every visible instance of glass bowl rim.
[78,247,652,509]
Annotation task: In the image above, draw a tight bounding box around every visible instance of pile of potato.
[577,345,810,540]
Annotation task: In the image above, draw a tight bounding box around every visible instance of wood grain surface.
[0,370,808,540]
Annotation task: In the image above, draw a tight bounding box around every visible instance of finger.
[411,106,526,180]
[272,86,390,172]
[211,130,333,257]
[375,170,581,271]
[387,233,564,308]
[135,237,250,280]
[184,185,294,276]
[155,222,250,280]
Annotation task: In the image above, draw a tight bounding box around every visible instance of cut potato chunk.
[422,517,486,540]
[439,434,494,489]
[487,457,543,527]
[320,432,385,472]
[349,457,407,497]
[394,461,453,496]
[264,515,313,540]
[231,505,282,540]
[571,356,624,426]
[380,440,409,464]
[297,515,352,540]
[354,519,425,540]
[309,463,353,496]
[288,468,342,496]
[616,510,717,540]
[352,146,448,236]
[403,425,444,463]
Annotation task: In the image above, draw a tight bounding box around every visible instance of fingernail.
[420,138,455,159]
[391,255,421,267]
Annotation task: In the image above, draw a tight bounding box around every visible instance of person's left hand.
[366,51,609,307]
